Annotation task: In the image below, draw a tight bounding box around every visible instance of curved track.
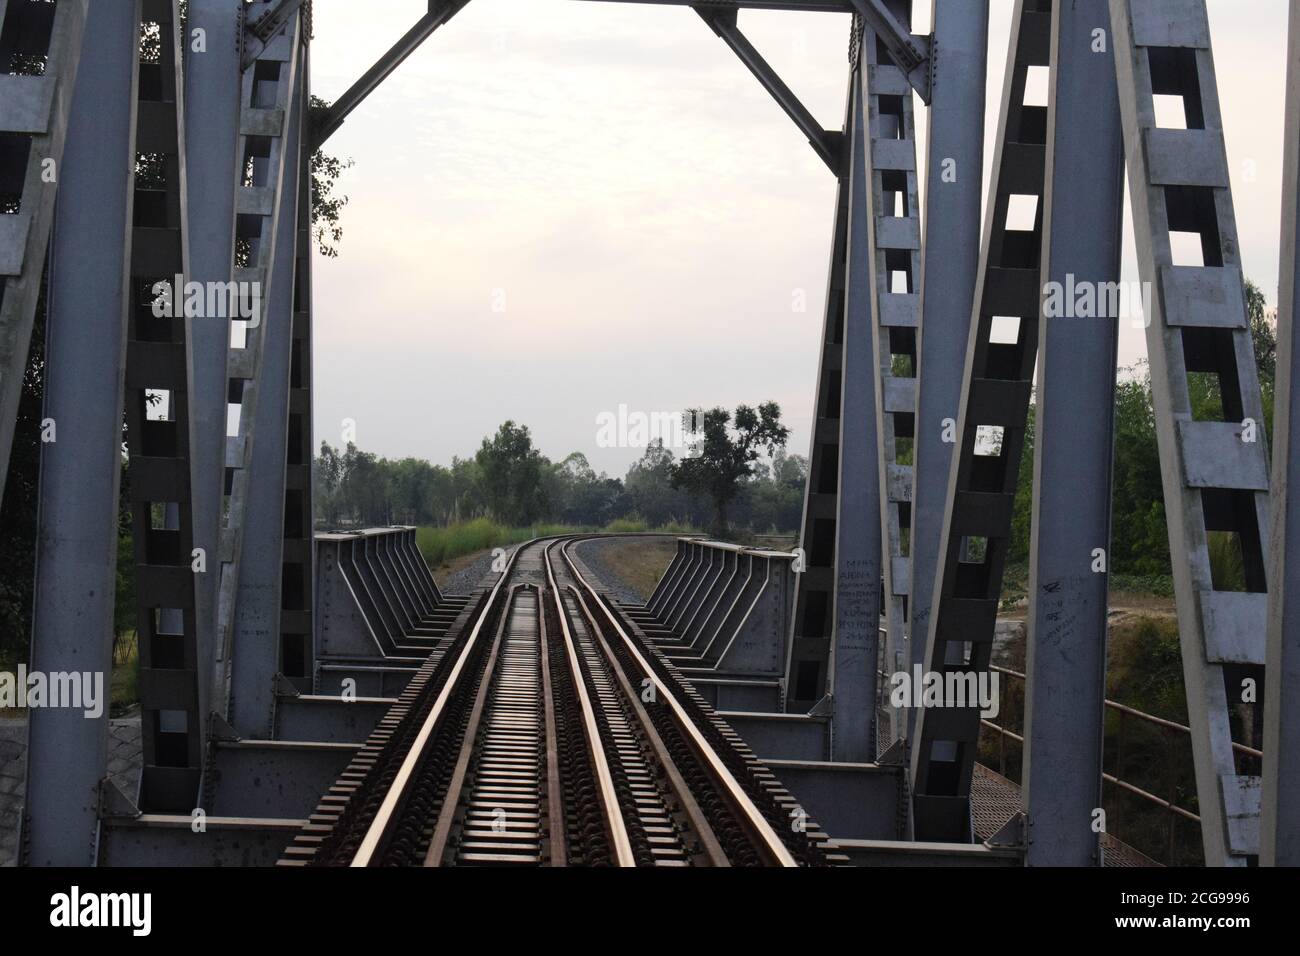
[289,535,837,867]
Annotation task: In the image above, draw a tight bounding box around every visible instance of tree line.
[314,409,807,535]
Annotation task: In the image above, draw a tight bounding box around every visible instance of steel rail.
[538,584,568,866]
[565,584,730,866]
[558,538,798,867]
[422,584,532,866]
[542,541,638,866]
[349,538,542,867]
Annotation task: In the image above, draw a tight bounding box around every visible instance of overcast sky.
[307,0,1289,477]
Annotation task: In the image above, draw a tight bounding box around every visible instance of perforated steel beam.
[229,56,304,738]
[1111,0,1272,867]
[1263,0,1300,869]
[903,0,988,746]
[909,0,1050,842]
[1021,0,1124,867]
[125,0,205,813]
[23,0,138,866]
[214,7,302,735]
[862,0,920,764]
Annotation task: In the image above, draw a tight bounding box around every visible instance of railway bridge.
[1,0,1299,867]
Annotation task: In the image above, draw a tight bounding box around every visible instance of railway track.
[284,536,840,867]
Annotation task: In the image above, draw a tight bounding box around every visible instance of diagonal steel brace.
[696,8,843,172]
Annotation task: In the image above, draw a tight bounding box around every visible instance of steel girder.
[580,0,931,100]
[213,3,303,738]
[902,0,988,746]
[1020,0,1124,867]
[909,0,1050,843]
[1111,0,1271,867]
[861,0,921,765]
[576,1,855,10]
[227,49,304,740]
[826,49,883,762]
[283,37,317,697]
[787,83,857,719]
[22,0,136,866]
[125,0,205,813]
[1263,0,1300,868]
[0,0,88,506]
[184,0,244,779]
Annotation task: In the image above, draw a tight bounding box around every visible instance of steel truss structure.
[1,0,1297,866]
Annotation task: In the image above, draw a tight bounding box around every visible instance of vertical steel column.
[127,0,205,812]
[862,0,921,759]
[184,0,243,744]
[1021,0,1124,867]
[0,0,88,503]
[904,0,988,745]
[230,56,302,737]
[1263,0,1300,869]
[786,70,856,717]
[909,0,1051,842]
[829,51,884,762]
[23,0,139,866]
[1111,0,1272,867]
[212,5,301,729]
[283,30,316,693]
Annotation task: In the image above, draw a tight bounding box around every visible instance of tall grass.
[415,518,700,566]
[604,516,699,536]
[416,519,575,566]
[603,517,647,534]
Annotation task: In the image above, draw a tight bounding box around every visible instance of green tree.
[314,440,344,525]
[671,402,790,534]
[625,439,690,527]
[308,96,354,257]
[1008,402,1035,563]
[1111,366,1171,575]
[476,422,548,525]
[1245,279,1276,443]
[748,449,807,533]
